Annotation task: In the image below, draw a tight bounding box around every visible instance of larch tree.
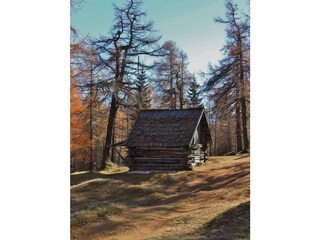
[71,0,112,171]
[81,44,107,171]
[205,0,250,153]
[94,0,162,169]
[153,41,178,109]
[175,51,190,109]
[70,68,91,171]
[71,36,110,171]
[153,41,191,109]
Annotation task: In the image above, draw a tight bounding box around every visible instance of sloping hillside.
[71,154,250,240]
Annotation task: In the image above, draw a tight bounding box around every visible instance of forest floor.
[71,154,250,240]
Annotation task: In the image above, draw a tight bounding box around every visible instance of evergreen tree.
[187,77,202,107]
[135,65,151,110]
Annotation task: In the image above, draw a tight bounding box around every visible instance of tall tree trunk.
[227,115,232,153]
[241,96,249,151]
[176,74,184,109]
[126,100,129,135]
[179,60,184,109]
[169,75,174,109]
[235,101,242,152]
[214,120,218,156]
[169,50,176,109]
[101,93,118,169]
[238,33,249,152]
[89,65,94,172]
[111,125,116,163]
[179,91,183,109]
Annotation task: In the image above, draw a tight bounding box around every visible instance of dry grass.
[71,154,250,240]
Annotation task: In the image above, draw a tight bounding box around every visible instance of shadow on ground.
[201,201,250,239]
[71,156,250,240]
[152,201,250,240]
[71,159,249,211]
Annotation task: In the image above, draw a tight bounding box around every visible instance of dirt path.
[71,155,250,240]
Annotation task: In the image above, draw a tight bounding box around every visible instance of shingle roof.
[125,108,211,148]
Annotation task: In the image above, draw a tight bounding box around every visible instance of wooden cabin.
[125,108,212,171]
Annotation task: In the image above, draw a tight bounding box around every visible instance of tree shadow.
[175,166,249,192]
[71,157,249,187]
[155,201,250,240]
[210,161,250,171]
[71,160,249,210]
[71,158,250,239]
[201,201,250,240]
[233,154,250,160]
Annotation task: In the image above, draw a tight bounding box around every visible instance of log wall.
[128,146,207,171]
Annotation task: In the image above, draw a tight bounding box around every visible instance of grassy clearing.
[71,203,124,227]
[71,154,250,240]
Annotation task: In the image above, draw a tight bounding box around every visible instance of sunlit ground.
[71,154,250,240]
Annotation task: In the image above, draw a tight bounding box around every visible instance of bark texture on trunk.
[236,102,243,152]
[89,66,94,172]
[101,93,118,169]
[238,30,249,152]
[241,96,249,151]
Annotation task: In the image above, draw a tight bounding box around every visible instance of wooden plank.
[134,161,187,165]
[134,158,186,161]
[134,163,187,167]
[135,147,186,151]
[135,164,187,168]
[133,158,186,161]
[134,161,187,164]
[134,162,187,166]
[133,151,189,158]
[133,167,189,171]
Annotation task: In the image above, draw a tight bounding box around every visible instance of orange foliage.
[70,69,91,163]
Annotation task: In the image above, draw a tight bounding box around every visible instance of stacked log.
[129,147,190,171]
[187,144,207,169]
[128,145,208,171]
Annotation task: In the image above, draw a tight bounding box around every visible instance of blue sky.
[71,0,249,74]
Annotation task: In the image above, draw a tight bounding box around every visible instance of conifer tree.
[134,63,150,110]
[187,77,202,107]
